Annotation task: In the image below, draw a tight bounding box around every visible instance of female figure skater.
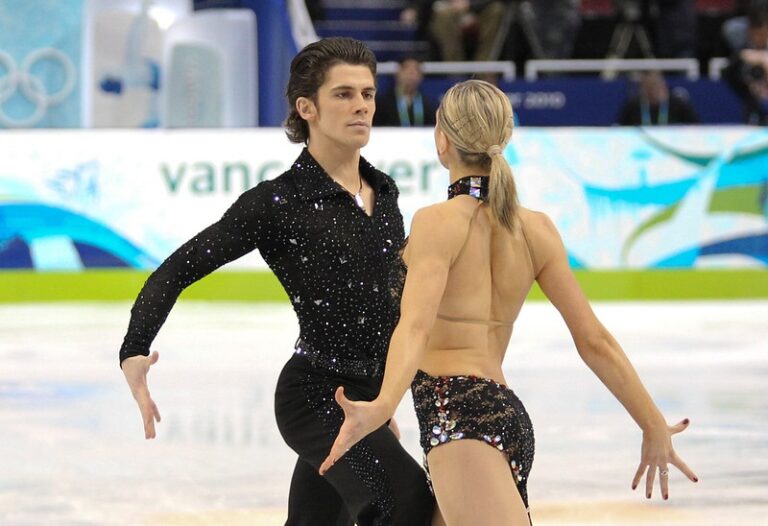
[120,37,434,525]
[320,80,698,524]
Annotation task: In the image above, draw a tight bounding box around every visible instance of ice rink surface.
[1,300,767,525]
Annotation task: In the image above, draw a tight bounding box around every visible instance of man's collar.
[292,148,391,202]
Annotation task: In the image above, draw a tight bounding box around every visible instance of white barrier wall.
[0,127,766,271]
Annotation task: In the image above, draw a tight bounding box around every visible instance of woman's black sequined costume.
[412,370,535,510]
[119,149,433,526]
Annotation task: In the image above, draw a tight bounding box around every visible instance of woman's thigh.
[427,439,529,526]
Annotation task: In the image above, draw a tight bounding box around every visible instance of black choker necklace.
[447,175,490,201]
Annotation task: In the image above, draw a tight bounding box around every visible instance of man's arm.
[119,183,272,365]
[120,182,274,439]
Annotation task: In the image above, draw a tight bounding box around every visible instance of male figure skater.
[120,37,434,525]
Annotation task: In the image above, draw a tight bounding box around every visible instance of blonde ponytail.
[488,150,518,230]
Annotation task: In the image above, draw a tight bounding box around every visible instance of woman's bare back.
[404,196,547,383]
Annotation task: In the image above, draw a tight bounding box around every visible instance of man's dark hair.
[284,37,377,144]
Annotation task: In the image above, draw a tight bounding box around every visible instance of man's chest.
[262,194,403,269]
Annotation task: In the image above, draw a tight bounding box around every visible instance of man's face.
[303,63,376,151]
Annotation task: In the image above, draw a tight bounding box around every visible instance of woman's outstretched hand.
[122,351,162,439]
[319,386,391,476]
[632,418,698,500]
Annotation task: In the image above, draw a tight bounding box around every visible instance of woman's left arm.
[534,212,698,499]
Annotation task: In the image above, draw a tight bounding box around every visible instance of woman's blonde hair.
[437,80,517,230]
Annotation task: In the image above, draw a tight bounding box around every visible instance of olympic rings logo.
[0,48,77,128]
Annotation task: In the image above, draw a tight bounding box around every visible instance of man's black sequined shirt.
[119,148,406,377]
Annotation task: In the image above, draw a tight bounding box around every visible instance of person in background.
[655,0,697,58]
[722,0,766,53]
[374,56,437,127]
[724,7,768,125]
[617,70,699,125]
[401,0,511,61]
[530,0,582,59]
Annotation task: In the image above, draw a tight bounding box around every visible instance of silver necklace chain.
[334,173,366,212]
[346,174,365,212]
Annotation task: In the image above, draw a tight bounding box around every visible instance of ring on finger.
[659,468,669,477]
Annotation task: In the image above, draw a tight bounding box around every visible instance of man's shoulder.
[373,165,397,185]
[235,171,291,205]
[360,157,400,196]
[250,163,299,192]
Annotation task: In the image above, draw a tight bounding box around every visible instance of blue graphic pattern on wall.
[623,129,767,267]
[2,128,766,271]
[507,128,768,268]
[0,203,157,270]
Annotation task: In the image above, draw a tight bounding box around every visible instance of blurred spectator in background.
[374,56,436,127]
[474,71,501,85]
[722,0,766,53]
[530,0,581,59]
[724,8,768,124]
[655,0,697,58]
[607,1,696,59]
[617,71,699,125]
[401,0,511,61]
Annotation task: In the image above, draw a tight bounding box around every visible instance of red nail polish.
[683,418,689,425]
[647,493,651,499]
[693,477,699,482]
[664,494,668,500]
[632,484,636,490]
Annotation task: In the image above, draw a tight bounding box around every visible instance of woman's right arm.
[531,212,697,499]
[120,183,273,438]
[319,204,465,474]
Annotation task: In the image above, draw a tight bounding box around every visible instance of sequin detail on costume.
[412,369,535,509]
[447,175,490,201]
[119,148,406,378]
[294,338,383,377]
[300,371,395,522]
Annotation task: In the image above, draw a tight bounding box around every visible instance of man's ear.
[296,97,316,121]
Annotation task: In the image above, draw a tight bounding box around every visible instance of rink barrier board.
[1,128,766,272]
[0,269,766,302]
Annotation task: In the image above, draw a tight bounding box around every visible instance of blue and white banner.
[0,127,766,271]
[509,127,768,268]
